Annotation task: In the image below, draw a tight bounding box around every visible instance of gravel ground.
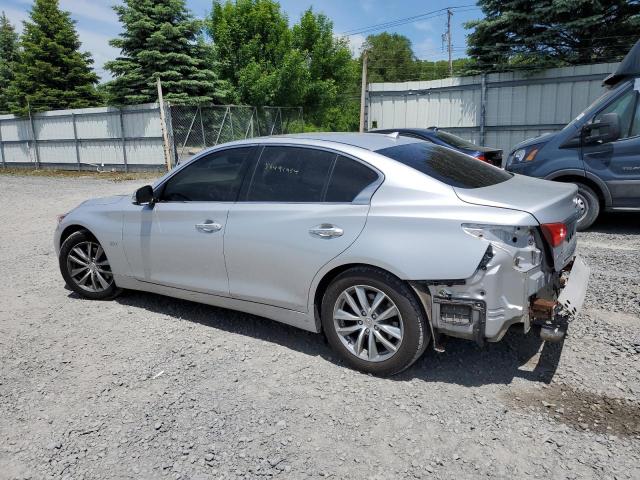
[1,174,639,480]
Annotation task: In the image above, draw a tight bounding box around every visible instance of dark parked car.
[505,39,640,231]
[372,127,503,166]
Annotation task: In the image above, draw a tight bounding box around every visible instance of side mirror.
[133,185,155,205]
[582,112,621,145]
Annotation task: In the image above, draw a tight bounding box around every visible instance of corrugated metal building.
[367,62,618,160]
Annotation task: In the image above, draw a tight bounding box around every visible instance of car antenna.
[386,132,400,139]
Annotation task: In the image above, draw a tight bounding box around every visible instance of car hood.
[79,194,129,207]
[510,131,556,152]
[453,174,578,225]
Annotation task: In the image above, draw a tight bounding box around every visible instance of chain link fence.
[169,105,304,163]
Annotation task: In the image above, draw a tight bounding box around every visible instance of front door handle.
[309,224,344,239]
[195,220,222,233]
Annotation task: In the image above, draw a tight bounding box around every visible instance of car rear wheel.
[574,183,600,231]
[59,230,121,300]
[321,266,429,376]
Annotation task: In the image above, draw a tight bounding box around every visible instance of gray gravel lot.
[1,174,639,480]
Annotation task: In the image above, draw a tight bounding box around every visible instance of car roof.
[271,132,422,151]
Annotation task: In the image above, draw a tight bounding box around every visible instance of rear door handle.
[309,224,343,239]
[195,220,222,233]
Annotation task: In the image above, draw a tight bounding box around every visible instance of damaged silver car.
[54,133,589,376]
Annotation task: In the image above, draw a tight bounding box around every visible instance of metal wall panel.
[368,62,620,160]
[0,103,163,170]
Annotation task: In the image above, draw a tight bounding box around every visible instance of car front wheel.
[321,266,429,376]
[59,230,121,300]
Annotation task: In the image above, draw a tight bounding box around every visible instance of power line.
[339,5,479,37]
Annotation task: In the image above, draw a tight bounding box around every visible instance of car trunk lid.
[453,174,580,269]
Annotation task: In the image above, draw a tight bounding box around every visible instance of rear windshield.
[377,143,512,189]
[433,129,479,149]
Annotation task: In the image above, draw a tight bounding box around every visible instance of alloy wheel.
[332,285,404,362]
[66,241,114,293]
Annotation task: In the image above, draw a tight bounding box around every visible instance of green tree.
[0,12,19,114]
[415,58,474,80]
[7,0,99,116]
[106,0,226,105]
[362,33,417,83]
[207,0,300,105]
[291,8,357,128]
[466,0,640,73]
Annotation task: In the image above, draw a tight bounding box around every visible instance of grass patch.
[0,167,162,182]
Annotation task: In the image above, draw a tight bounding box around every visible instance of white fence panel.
[0,103,164,170]
[367,62,619,161]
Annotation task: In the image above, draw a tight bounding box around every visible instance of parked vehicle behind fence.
[506,39,640,231]
[55,133,588,376]
[372,127,503,166]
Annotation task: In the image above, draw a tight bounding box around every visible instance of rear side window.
[325,155,379,202]
[377,143,512,189]
[247,146,335,202]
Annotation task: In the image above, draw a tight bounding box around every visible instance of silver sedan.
[54,133,589,376]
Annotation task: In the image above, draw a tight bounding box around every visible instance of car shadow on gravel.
[112,290,564,387]
[589,211,640,234]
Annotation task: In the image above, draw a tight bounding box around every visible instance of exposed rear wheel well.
[552,175,604,206]
[313,263,428,333]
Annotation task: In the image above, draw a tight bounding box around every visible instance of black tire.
[59,230,121,300]
[321,266,430,376]
[574,183,600,231]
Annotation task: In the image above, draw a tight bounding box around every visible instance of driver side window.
[160,147,253,202]
[593,88,639,140]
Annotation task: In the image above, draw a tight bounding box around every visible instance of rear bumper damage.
[410,244,590,349]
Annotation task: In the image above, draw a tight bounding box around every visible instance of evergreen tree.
[8,0,99,116]
[0,12,19,114]
[466,0,640,73]
[106,0,226,105]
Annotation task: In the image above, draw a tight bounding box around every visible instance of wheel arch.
[545,171,612,208]
[59,224,99,246]
[310,262,430,334]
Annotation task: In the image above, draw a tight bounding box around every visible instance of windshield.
[432,129,479,149]
[377,143,512,189]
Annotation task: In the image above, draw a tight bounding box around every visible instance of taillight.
[474,153,487,162]
[541,223,567,247]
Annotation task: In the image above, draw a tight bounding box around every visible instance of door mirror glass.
[133,185,155,205]
[583,112,621,144]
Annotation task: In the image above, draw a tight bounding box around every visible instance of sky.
[2,0,483,81]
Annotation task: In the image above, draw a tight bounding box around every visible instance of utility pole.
[446,8,453,77]
[359,50,368,133]
[156,76,172,171]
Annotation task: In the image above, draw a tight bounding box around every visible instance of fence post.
[119,108,129,172]
[165,101,178,166]
[156,77,172,170]
[199,104,206,148]
[28,104,40,169]
[72,113,81,171]
[214,107,229,145]
[0,120,5,169]
[479,73,487,146]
